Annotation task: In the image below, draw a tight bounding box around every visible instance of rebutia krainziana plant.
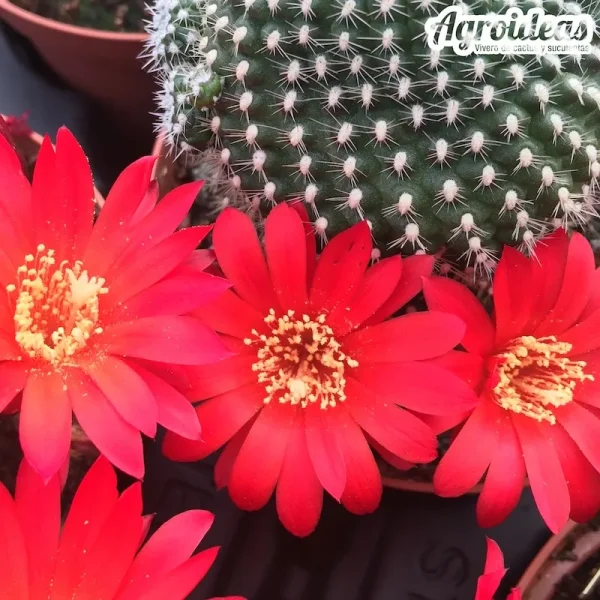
[144,0,600,277]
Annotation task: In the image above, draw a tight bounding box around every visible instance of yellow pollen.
[493,335,593,424]
[244,309,358,410]
[6,248,108,367]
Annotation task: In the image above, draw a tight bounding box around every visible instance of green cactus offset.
[144,0,600,277]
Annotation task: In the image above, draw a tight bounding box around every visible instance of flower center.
[244,309,358,410]
[492,335,593,424]
[6,245,108,366]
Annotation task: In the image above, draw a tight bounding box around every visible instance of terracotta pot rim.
[0,0,147,41]
[516,520,578,595]
[381,475,483,494]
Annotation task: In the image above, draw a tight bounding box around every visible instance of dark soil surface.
[10,0,147,32]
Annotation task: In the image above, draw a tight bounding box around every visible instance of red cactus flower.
[0,127,231,481]
[1,112,32,139]
[424,229,600,533]
[0,456,244,600]
[475,538,520,600]
[163,202,479,537]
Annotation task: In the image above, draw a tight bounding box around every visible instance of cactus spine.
[145,0,600,276]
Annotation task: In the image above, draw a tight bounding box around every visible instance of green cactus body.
[146,0,600,273]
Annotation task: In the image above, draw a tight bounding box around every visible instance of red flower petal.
[345,376,437,464]
[513,416,570,534]
[305,402,347,502]
[107,271,230,323]
[162,383,264,461]
[104,226,211,309]
[309,221,372,313]
[534,232,595,337]
[100,315,230,366]
[110,180,204,271]
[364,254,434,326]
[116,510,214,599]
[552,422,600,523]
[0,134,32,262]
[186,353,256,400]
[83,156,157,276]
[327,256,403,337]
[31,137,59,255]
[423,276,495,356]
[276,414,323,537]
[493,246,534,347]
[0,360,29,413]
[132,363,201,440]
[581,267,600,320]
[116,547,220,600]
[265,203,308,312]
[0,334,23,362]
[336,408,382,515]
[476,417,526,528]
[83,356,157,438]
[425,350,486,389]
[54,128,95,256]
[354,361,479,415]
[418,411,471,435]
[213,208,277,313]
[194,289,265,340]
[51,457,119,598]
[434,401,501,496]
[289,200,316,287]
[20,370,72,480]
[562,306,600,355]
[556,401,600,473]
[228,402,295,511]
[0,483,28,598]
[15,459,60,599]
[72,484,144,600]
[185,248,216,272]
[68,369,145,479]
[526,229,570,333]
[132,178,159,223]
[342,311,465,363]
[214,421,253,490]
[368,435,414,471]
[474,538,507,600]
[0,296,16,335]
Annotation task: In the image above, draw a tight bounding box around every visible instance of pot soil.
[517,519,600,600]
[11,0,146,32]
[0,0,153,127]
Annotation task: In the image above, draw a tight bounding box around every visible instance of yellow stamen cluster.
[6,245,108,366]
[244,309,358,410]
[493,335,593,424]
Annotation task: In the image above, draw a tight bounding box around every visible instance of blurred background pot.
[0,0,153,130]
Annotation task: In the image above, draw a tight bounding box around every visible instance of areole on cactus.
[144,0,600,276]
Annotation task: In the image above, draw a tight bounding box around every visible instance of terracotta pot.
[517,520,600,600]
[0,0,153,124]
